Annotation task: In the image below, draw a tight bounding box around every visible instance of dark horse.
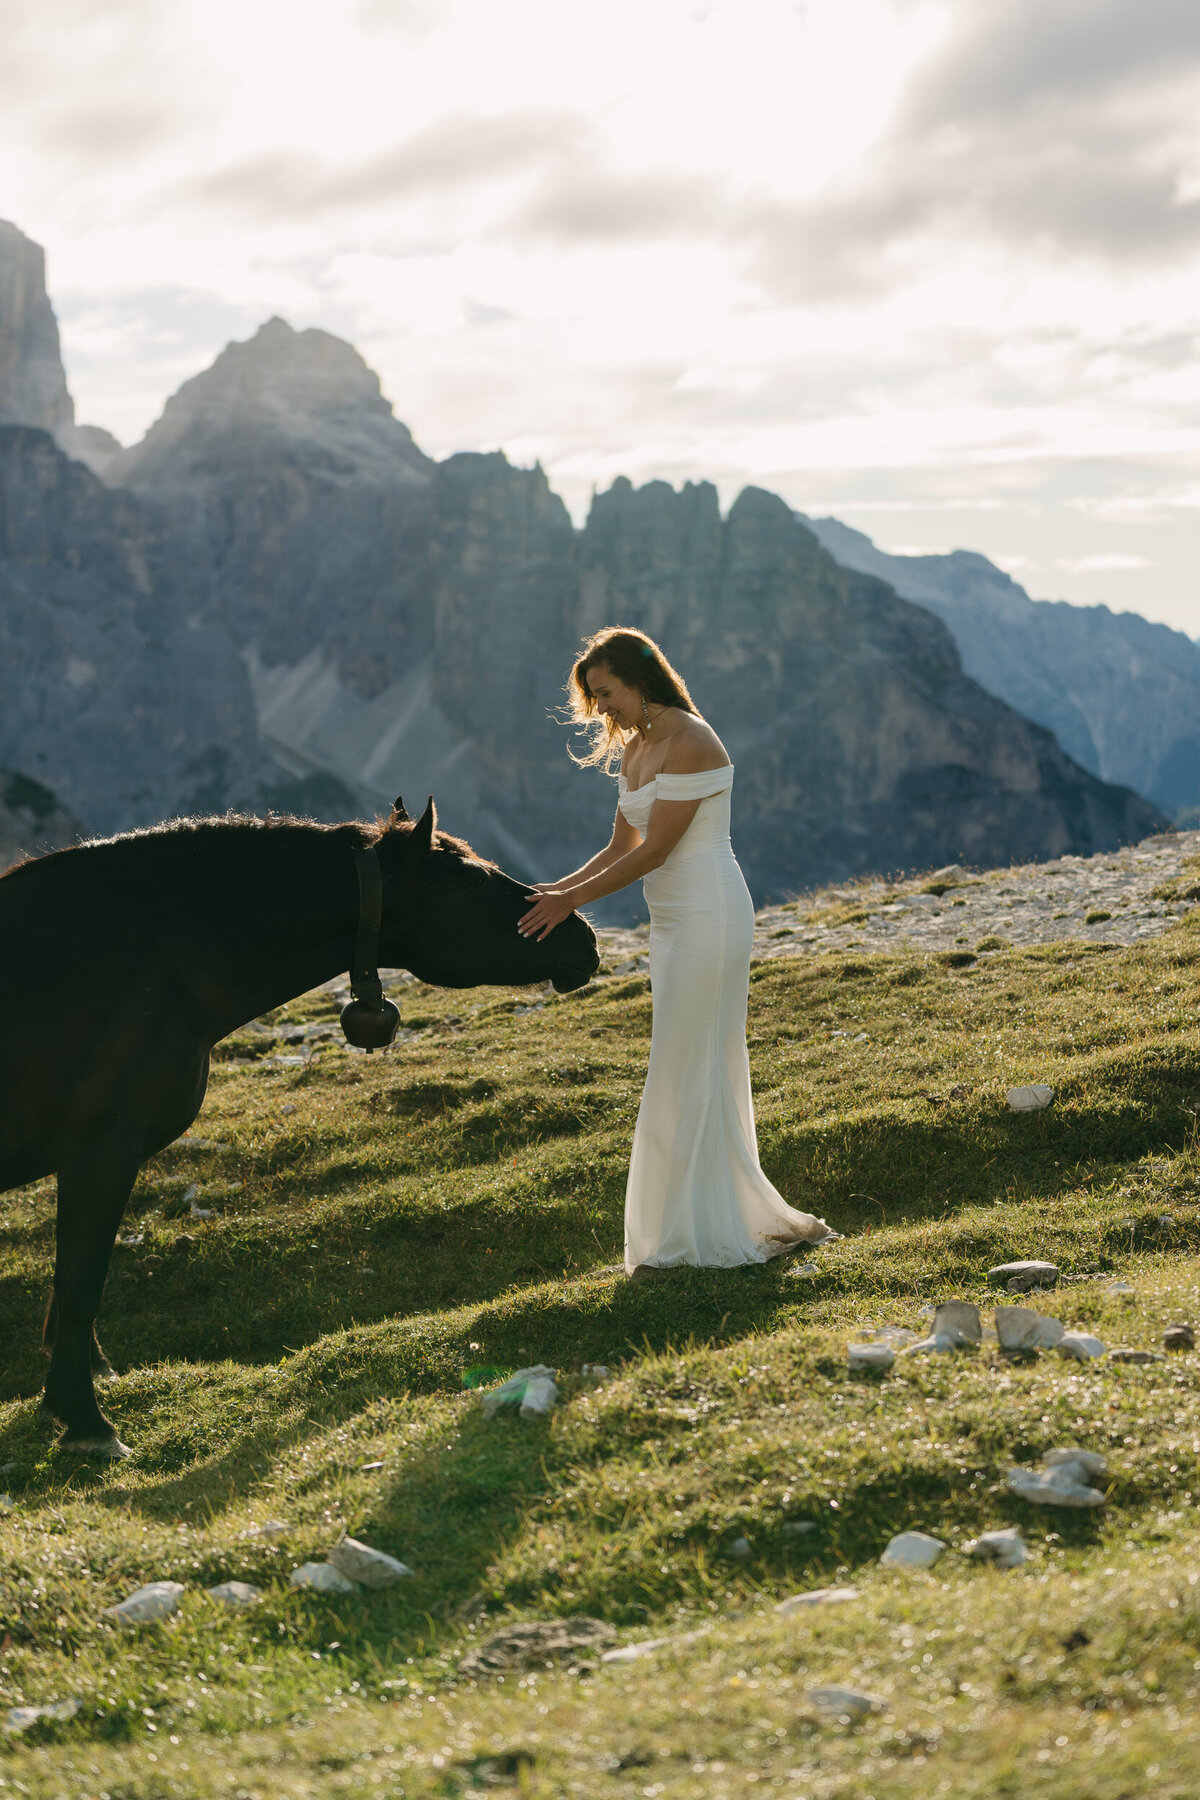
[0,797,598,1457]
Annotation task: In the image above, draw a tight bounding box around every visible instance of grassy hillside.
[1,905,1199,1797]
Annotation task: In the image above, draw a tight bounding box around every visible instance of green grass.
[2,914,1200,1796]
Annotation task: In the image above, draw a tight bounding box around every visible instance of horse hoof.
[61,1434,131,1459]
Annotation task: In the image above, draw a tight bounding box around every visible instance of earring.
[642,697,652,732]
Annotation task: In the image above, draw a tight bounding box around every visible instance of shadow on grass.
[763,1046,1200,1235]
[3,1044,1197,1402]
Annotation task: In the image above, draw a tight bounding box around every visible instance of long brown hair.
[566,627,697,770]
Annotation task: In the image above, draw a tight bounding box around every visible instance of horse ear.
[386,795,411,828]
[410,795,437,856]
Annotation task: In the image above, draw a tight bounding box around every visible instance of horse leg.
[42,1135,141,1456]
[42,1292,116,1381]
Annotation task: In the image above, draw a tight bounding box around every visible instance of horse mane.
[0,810,488,890]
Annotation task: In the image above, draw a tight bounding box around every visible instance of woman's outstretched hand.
[519,883,578,941]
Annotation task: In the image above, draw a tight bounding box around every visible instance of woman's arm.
[518,796,703,939]
[535,808,641,892]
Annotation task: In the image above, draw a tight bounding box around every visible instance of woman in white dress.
[519,627,838,1273]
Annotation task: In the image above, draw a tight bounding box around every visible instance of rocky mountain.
[0,220,120,474]
[802,516,1200,825]
[0,219,1167,906]
[0,767,81,870]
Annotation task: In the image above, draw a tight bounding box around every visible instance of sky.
[4,0,1199,634]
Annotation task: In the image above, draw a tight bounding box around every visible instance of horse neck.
[196,825,368,1039]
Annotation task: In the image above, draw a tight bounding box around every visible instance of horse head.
[375,796,599,994]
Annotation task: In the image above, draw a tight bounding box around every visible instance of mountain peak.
[113,316,430,490]
[0,219,74,435]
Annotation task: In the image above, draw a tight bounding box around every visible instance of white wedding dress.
[617,765,837,1271]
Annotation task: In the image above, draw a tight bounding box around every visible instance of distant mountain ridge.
[0,218,1166,900]
[801,516,1200,824]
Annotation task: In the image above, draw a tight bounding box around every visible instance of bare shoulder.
[662,713,731,774]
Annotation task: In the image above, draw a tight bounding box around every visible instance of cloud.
[507,0,1200,297]
[185,109,591,221]
[1058,552,1155,573]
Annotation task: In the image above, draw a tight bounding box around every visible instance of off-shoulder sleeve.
[654,765,734,801]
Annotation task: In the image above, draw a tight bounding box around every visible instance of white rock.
[774,1585,860,1614]
[519,1375,559,1418]
[807,1685,887,1718]
[965,1527,1028,1568]
[328,1538,413,1589]
[1043,1448,1107,1477]
[1006,1450,1106,1508]
[0,1494,13,1511]
[581,1364,610,1378]
[863,1326,920,1350]
[480,1365,557,1420]
[727,1536,752,1560]
[880,1531,946,1569]
[601,1626,712,1664]
[1007,1084,1054,1112]
[848,1342,894,1372]
[933,1301,982,1343]
[901,1300,981,1355]
[995,1305,1065,1350]
[241,1518,290,1540]
[105,1580,186,1624]
[1106,1282,1135,1295]
[3,1697,81,1732]
[289,1561,359,1592]
[207,1580,262,1607]
[1057,1331,1106,1360]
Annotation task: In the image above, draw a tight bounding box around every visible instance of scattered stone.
[902,1300,981,1355]
[1056,1332,1106,1361]
[461,1617,618,1678]
[862,1326,920,1349]
[880,1531,946,1569]
[0,1494,13,1511]
[359,1459,385,1473]
[1163,1325,1194,1352]
[785,1262,819,1277]
[964,1527,1028,1568]
[480,1365,558,1420]
[289,1561,359,1593]
[1106,1281,1135,1295]
[848,1342,894,1372]
[3,1697,81,1732]
[1006,1084,1054,1112]
[580,1364,610,1378]
[781,1521,817,1537]
[241,1519,290,1540]
[807,1686,887,1719]
[1007,1450,1106,1508]
[519,1374,558,1418]
[328,1538,413,1589]
[1108,1348,1164,1365]
[601,1626,712,1664]
[727,1537,752,1560]
[207,1581,262,1607]
[774,1585,860,1614]
[104,1580,186,1624]
[988,1261,1059,1291]
[995,1305,1064,1350]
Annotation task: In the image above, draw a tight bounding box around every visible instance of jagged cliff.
[804,516,1200,825]
[0,767,81,871]
[0,221,1167,901]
